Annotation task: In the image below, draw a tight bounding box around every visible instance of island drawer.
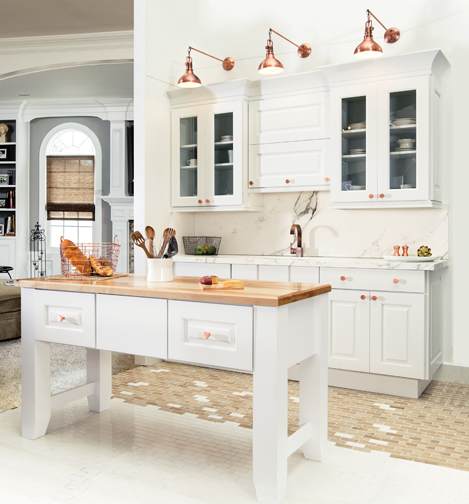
[320,268,425,293]
[168,300,253,372]
[97,295,167,358]
[34,290,95,347]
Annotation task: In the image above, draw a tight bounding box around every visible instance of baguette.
[60,239,92,275]
[90,255,113,277]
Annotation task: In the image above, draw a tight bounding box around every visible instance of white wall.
[134,0,469,367]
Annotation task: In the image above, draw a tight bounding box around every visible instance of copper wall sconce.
[177,46,235,88]
[258,28,311,76]
[354,9,400,57]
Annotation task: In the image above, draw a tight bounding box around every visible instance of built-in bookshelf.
[0,119,16,237]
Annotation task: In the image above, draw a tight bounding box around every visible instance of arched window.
[45,127,97,248]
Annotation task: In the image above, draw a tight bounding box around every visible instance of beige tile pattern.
[113,362,469,473]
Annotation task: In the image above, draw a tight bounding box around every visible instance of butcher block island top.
[18,275,331,307]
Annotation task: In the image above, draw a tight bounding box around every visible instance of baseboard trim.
[434,363,469,385]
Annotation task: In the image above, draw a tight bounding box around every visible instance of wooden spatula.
[131,231,153,258]
[157,228,176,258]
[145,225,156,258]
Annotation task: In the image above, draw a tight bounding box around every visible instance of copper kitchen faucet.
[290,224,303,257]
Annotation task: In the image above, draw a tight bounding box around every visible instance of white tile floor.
[1,398,469,504]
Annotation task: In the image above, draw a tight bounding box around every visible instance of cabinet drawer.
[232,264,258,280]
[290,266,320,283]
[35,290,95,347]
[173,262,231,279]
[97,295,167,358]
[258,265,289,282]
[168,300,253,372]
[320,268,425,293]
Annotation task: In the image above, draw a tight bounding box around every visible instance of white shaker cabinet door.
[370,292,425,379]
[328,289,370,372]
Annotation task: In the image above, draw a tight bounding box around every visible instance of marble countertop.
[173,254,448,271]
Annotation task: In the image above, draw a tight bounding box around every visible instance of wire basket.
[182,236,221,255]
[60,238,120,279]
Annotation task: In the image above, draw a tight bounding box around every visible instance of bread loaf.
[60,239,92,275]
[90,256,113,277]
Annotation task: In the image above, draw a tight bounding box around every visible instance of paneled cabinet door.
[172,107,206,207]
[377,77,430,203]
[208,101,244,206]
[328,289,370,372]
[330,84,378,204]
[249,91,328,144]
[370,292,425,379]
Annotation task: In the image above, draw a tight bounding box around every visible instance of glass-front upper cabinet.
[331,84,377,204]
[208,102,243,206]
[172,109,204,207]
[381,79,428,202]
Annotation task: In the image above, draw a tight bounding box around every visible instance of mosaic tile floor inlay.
[113,362,469,473]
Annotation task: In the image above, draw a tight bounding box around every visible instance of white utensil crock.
[147,258,174,282]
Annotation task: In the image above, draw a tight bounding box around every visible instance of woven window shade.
[46,156,95,221]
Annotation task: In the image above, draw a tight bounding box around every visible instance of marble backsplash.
[191,192,448,258]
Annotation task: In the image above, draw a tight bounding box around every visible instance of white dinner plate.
[382,255,438,262]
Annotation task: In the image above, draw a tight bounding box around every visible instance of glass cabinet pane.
[341,96,366,191]
[214,112,234,196]
[389,90,416,190]
[179,116,198,197]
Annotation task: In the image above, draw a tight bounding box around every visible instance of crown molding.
[0,30,133,54]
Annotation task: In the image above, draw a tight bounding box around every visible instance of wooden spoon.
[131,231,153,258]
[145,225,156,258]
[157,228,176,258]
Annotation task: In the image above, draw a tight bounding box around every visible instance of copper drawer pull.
[340,275,347,282]
[393,278,400,284]
[202,331,212,340]
[360,294,367,301]
[368,193,374,199]
[371,295,378,301]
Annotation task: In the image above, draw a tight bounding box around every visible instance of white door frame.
[38,122,103,262]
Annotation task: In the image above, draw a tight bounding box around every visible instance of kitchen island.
[19,275,331,503]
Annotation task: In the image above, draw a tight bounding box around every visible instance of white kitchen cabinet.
[231,264,258,280]
[169,81,258,212]
[173,261,231,279]
[289,266,320,283]
[370,291,425,379]
[327,50,448,208]
[248,82,331,193]
[329,289,370,373]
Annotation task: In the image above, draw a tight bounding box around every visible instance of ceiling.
[0,0,132,38]
[0,62,133,99]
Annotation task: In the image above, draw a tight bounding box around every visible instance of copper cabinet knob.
[285,179,291,184]
[249,180,254,186]
[393,278,400,284]
[371,295,378,301]
[197,199,202,204]
[324,176,331,182]
[340,275,347,282]
[202,331,212,340]
[379,193,385,199]
[204,199,210,204]
[368,193,374,199]
[360,294,367,300]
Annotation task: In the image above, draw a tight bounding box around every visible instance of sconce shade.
[258,39,284,75]
[354,23,383,57]
[177,56,202,88]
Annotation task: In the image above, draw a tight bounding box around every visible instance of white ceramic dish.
[348,122,366,130]
[382,255,438,263]
[392,118,416,126]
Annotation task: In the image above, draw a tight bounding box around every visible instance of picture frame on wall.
[0,224,4,236]
[0,148,7,160]
[0,174,9,185]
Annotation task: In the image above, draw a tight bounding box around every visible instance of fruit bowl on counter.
[183,236,221,256]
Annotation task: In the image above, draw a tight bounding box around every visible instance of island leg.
[87,349,112,412]
[21,289,51,439]
[299,295,328,460]
[253,305,289,504]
